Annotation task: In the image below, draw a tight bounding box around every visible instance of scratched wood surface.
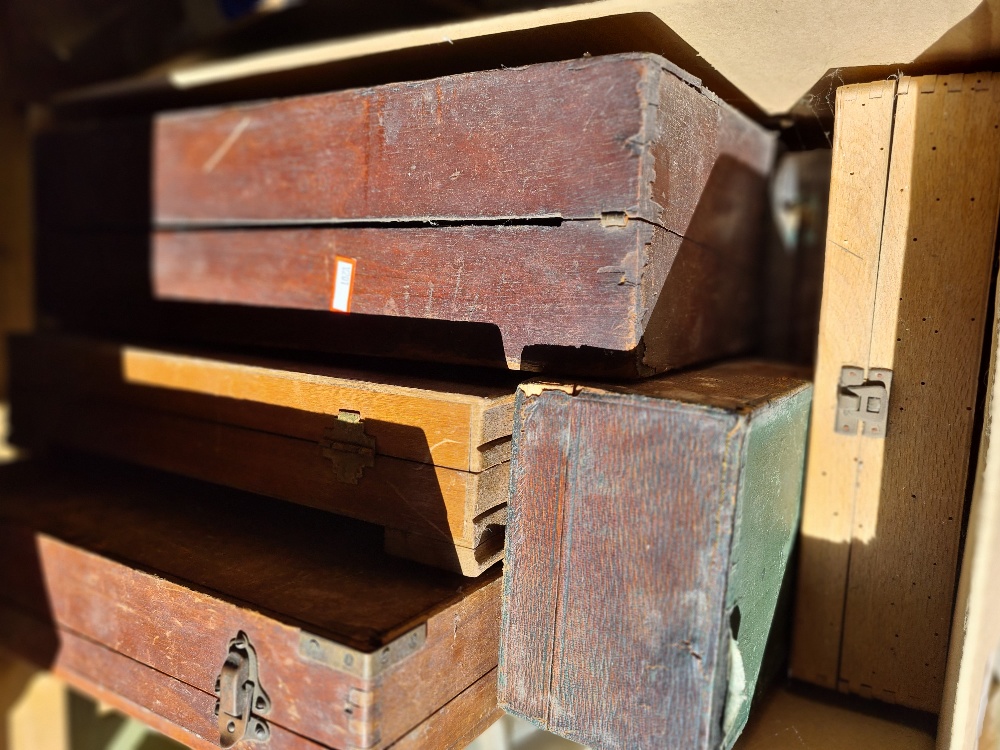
[733,685,935,750]
[38,221,761,376]
[790,79,897,692]
[0,458,502,749]
[36,53,774,376]
[151,220,761,372]
[499,361,811,750]
[0,608,503,750]
[838,73,1000,713]
[38,54,771,228]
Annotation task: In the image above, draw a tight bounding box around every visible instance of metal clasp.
[214,632,271,747]
[321,410,376,483]
[836,366,893,437]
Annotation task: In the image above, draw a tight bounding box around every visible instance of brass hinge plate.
[298,624,427,680]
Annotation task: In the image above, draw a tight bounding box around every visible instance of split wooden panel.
[151,219,761,373]
[0,458,502,750]
[36,53,776,376]
[790,79,898,693]
[791,73,1000,713]
[499,361,812,750]
[8,333,516,575]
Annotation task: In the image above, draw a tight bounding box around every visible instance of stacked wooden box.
[62,33,1000,747]
[6,49,826,749]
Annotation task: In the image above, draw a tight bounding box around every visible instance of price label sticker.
[330,256,356,313]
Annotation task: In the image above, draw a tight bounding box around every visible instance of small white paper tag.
[330,256,356,313]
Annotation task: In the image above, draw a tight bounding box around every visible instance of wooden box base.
[0,458,502,749]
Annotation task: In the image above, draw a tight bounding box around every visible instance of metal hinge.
[836,366,893,437]
[298,624,427,679]
[214,632,271,747]
[321,410,376,483]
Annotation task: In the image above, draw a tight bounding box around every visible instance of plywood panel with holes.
[792,73,1000,714]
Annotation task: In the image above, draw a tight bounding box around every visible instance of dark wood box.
[0,458,502,750]
[498,361,812,749]
[8,332,516,575]
[36,53,776,377]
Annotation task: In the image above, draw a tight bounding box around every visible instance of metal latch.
[214,632,271,747]
[836,366,893,437]
[321,410,376,484]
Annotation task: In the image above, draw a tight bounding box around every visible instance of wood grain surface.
[940,229,1000,749]
[733,684,935,750]
[790,79,898,692]
[38,217,761,376]
[38,54,772,229]
[499,361,811,750]
[0,458,502,749]
[151,218,759,373]
[838,72,1000,713]
[10,334,513,574]
[11,391,509,552]
[36,52,774,376]
[10,332,515,472]
[0,608,503,750]
[152,222,663,367]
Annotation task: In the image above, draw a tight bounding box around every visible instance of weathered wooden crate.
[498,361,812,750]
[36,52,776,377]
[8,332,516,575]
[0,458,503,750]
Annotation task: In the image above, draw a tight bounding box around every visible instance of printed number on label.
[331,256,356,313]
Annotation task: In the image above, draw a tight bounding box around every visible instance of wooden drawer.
[35,53,776,377]
[8,332,516,575]
[498,361,811,750]
[0,458,502,749]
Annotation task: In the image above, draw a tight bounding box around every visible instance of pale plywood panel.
[790,79,896,690]
[53,0,980,116]
[839,73,1000,713]
[939,232,1000,747]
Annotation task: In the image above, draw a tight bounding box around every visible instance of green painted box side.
[722,385,812,747]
